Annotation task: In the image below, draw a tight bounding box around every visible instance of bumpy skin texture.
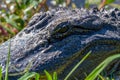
[0,8,120,80]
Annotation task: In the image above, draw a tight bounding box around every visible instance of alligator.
[0,8,120,80]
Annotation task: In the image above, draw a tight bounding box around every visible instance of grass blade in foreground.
[44,70,53,80]
[0,66,2,80]
[53,72,57,80]
[85,53,120,80]
[64,51,91,80]
[18,72,40,80]
[5,40,11,80]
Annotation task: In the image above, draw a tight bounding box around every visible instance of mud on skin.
[0,8,120,80]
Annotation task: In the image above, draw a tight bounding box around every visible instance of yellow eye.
[52,21,70,34]
[57,26,69,33]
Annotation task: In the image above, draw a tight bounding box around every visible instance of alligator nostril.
[24,28,31,34]
[18,33,23,37]
[24,29,29,34]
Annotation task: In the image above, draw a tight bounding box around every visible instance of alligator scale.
[0,8,120,80]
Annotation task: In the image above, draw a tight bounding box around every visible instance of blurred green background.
[0,0,120,43]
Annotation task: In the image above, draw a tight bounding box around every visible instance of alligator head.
[0,8,120,80]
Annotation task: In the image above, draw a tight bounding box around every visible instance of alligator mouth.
[56,39,120,80]
[7,39,120,80]
[22,38,119,80]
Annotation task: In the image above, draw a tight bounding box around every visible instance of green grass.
[18,72,40,80]
[5,40,11,80]
[0,66,2,80]
[85,54,120,80]
[44,70,57,80]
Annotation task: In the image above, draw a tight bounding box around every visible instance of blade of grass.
[5,40,11,80]
[53,72,57,80]
[64,51,91,80]
[85,54,120,80]
[18,72,40,80]
[35,73,40,80]
[0,23,15,35]
[5,17,22,31]
[44,70,52,80]
[15,0,21,9]
[98,74,105,80]
[0,66,2,80]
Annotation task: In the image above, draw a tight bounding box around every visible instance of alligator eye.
[50,21,71,39]
[52,21,70,34]
[57,26,69,33]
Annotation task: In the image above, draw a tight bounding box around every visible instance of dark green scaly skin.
[0,8,120,80]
